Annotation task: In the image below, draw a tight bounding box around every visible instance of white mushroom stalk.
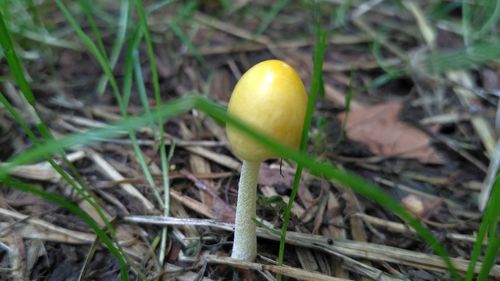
[226,60,307,261]
[231,160,260,261]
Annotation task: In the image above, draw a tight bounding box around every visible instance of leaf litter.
[339,101,445,164]
[0,1,499,280]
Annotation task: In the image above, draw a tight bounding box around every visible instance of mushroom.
[226,60,308,261]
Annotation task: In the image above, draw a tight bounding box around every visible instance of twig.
[205,255,352,281]
[193,12,284,58]
[352,213,485,245]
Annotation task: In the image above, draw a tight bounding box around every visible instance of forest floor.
[0,1,499,281]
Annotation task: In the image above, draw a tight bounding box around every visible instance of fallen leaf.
[339,101,444,164]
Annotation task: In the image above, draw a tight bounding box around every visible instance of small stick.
[352,213,485,244]
[206,255,352,281]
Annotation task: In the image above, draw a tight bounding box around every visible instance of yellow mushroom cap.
[226,60,308,162]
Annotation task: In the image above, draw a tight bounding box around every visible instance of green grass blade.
[465,173,500,280]
[121,27,143,109]
[162,1,205,66]
[17,30,82,51]
[55,0,124,111]
[79,0,108,60]
[254,0,289,36]
[167,20,206,66]
[115,20,165,212]
[59,0,168,214]
[334,0,351,26]
[133,0,173,264]
[132,51,151,114]
[475,1,500,38]
[462,0,500,45]
[425,40,500,73]
[25,0,42,26]
[146,0,177,14]
[0,92,38,143]
[133,0,160,114]
[0,9,36,105]
[333,70,354,147]
[97,0,130,95]
[0,95,127,268]
[277,17,328,271]
[133,0,172,201]
[478,234,500,281]
[1,177,128,281]
[0,8,117,239]
[372,39,401,77]
[0,97,196,175]
[121,50,162,207]
[462,0,472,46]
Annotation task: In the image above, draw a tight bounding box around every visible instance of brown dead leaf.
[339,101,444,164]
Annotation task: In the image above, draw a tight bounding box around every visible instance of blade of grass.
[462,0,500,45]
[333,70,354,147]
[133,0,173,265]
[21,0,79,57]
[462,0,472,46]
[0,93,38,142]
[121,27,143,109]
[167,20,206,66]
[25,0,42,26]
[17,29,82,51]
[132,50,151,113]
[55,0,124,110]
[1,177,128,281]
[0,92,129,271]
[253,0,289,36]
[372,38,401,77]
[425,40,500,73]
[132,0,162,121]
[166,1,206,66]
[368,35,402,88]
[146,0,177,14]
[0,97,196,178]
[58,0,165,209]
[277,16,327,272]
[334,0,352,26]
[475,1,500,38]
[54,4,175,272]
[465,173,500,280]
[0,8,119,244]
[0,9,36,105]
[129,50,165,206]
[478,233,500,281]
[79,0,108,60]
[159,141,175,265]
[96,0,130,95]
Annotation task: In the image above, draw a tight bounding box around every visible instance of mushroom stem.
[231,160,260,261]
